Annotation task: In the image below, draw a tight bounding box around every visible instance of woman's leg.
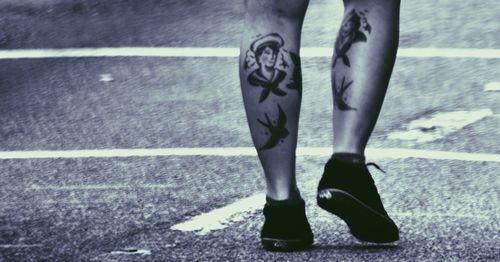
[316,0,401,244]
[239,0,309,201]
[332,0,400,155]
[240,0,314,252]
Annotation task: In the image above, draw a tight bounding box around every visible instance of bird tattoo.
[333,74,357,111]
[332,9,371,68]
[257,104,289,150]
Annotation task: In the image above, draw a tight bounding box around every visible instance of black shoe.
[317,157,399,243]
[260,198,314,251]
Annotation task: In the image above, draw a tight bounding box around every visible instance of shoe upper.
[260,199,313,241]
[318,158,391,218]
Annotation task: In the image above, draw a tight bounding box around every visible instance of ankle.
[332,144,365,157]
[266,189,302,205]
[331,152,365,164]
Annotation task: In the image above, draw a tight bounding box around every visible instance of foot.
[317,156,399,243]
[260,198,314,251]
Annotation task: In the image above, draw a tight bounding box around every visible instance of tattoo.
[244,33,301,103]
[286,52,302,93]
[333,74,357,111]
[332,9,371,68]
[257,104,289,150]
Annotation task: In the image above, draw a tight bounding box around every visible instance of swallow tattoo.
[257,104,289,150]
[333,74,357,111]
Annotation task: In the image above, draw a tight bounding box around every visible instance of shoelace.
[366,162,386,173]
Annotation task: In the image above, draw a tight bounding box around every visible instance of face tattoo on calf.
[257,104,289,150]
[332,9,372,68]
[244,33,302,103]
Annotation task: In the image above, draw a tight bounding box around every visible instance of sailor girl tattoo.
[332,9,371,68]
[257,104,289,150]
[244,33,301,103]
[333,74,357,111]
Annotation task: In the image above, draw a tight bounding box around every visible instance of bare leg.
[332,0,400,155]
[316,0,401,243]
[239,0,309,200]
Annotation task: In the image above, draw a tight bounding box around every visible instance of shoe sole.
[317,188,399,243]
[261,237,313,252]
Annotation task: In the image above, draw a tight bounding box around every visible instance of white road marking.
[99,73,114,82]
[110,249,151,255]
[0,147,499,162]
[0,244,44,248]
[392,212,489,220]
[387,109,493,143]
[171,193,493,235]
[170,193,265,235]
[28,184,176,190]
[395,48,500,59]
[0,47,500,59]
[484,82,500,91]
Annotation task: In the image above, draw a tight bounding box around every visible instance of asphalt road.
[0,0,499,261]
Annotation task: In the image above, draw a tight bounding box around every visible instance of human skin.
[239,0,400,200]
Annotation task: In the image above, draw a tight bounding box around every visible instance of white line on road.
[484,82,500,91]
[387,109,493,143]
[0,147,499,162]
[99,73,114,82]
[0,244,44,248]
[28,184,176,190]
[110,249,151,256]
[0,47,500,59]
[170,192,493,235]
[170,193,265,235]
[392,212,489,220]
